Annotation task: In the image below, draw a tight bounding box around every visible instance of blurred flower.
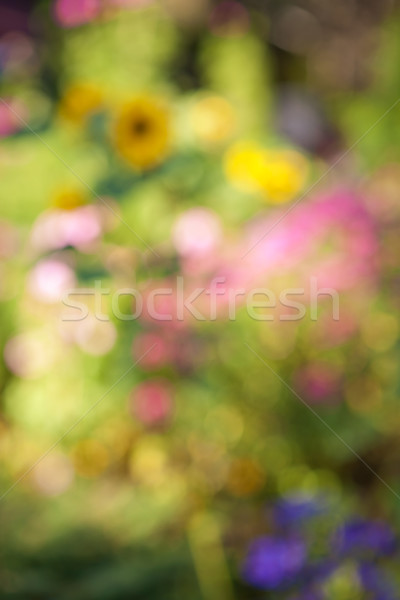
[4,332,56,379]
[173,207,221,257]
[224,141,267,194]
[140,282,184,330]
[224,141,308,203]
[132,331,171,369]
[130,379,173,427]
[334,520,396,556]
[0,97,27,137]
[59,82,103,123]
[53,0,100,28]
[225,189,378,294]
[98,418,135,461]
[129,436,168,485]
[52,187,87,210]
[274,495,324,528]
[191,95,236,145]
[74,316,117,356]
[245,500,400,596]
[33,453,74,496]
[242,536,307,589]
[28,258,76,303]
[114,96,170,170]
[358,563,397,600]
[72,439,109,477]
[258,150,308,203]
[31,205,102,251]
[294,364,341,404]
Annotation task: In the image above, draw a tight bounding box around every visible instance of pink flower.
[140,282,186,330]
[130,380,173,426]
[28,258,76,303]
[215,188,378,304]
[132,332,170,369]
[249,190,376,284]
[173,207,221,258]
[294,363,341,404]
[53,0,100,27]
[0,98,27,137]
[31,206,102,252]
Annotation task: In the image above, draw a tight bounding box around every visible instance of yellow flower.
[224,141,267,193]
[71,439,109,478]
[113,96,170,170]
[192,95,236,145]
[224,141,308,203]
[129,437,168,486]
[52,187,86,210]
[59,82,103,123]
[257,150,308,203]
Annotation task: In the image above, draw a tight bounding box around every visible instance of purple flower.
[334,520,396,556]
[358,563,397,600]
[242,536,307,589]
[274,495,324,528]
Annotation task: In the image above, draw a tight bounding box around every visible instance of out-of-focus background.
[1,0,400,598]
